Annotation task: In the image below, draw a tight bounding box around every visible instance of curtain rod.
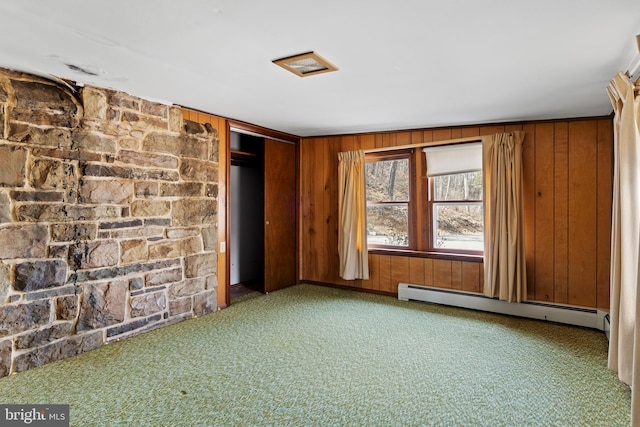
[363,135,488,154]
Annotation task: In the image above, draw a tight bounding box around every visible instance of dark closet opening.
[230,131,264,297]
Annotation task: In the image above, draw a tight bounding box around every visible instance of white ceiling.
[1,1,639,137]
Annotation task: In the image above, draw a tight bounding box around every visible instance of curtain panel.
[338,150,369,280]
[607,72,640,424]
[483,131,527,303]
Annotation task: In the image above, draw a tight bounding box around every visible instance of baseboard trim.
[398,283,608,330]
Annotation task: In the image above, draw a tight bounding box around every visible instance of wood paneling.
[300,117,614,310]
[567,121,598,307]
[534,123,555,301]
[553,122,569,304]
[461,262,480,293]
[597,119,613,309]
[433,259,452,289]
[409,257,425,286]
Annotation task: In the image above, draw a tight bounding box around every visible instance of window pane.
[367,205,409,247]
[366,159,410,202]
[433,171,482,201]
[433,203,483,251]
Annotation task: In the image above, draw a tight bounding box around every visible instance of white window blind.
[423,142,482,177]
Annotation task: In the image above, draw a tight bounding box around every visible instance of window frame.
[426,172,484,256]
[364,149,415,250]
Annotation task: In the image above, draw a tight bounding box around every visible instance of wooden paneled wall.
[182,109,228,308]
[300,118,613,309]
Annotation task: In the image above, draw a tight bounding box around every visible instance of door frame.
[225,120,300,306]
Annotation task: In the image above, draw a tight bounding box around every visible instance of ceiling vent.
[273,51,338,77]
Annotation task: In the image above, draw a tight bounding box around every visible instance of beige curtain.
[338,150,369,280]
[483,131,527,302]
[607,72,640,424]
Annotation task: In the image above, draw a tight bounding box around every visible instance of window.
[424,143,483,254]
[365,151,412,248]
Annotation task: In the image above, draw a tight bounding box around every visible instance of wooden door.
[263,139,297,292]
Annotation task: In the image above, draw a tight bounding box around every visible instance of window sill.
[367,248,483,263]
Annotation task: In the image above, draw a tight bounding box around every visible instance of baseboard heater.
[398,283,609,332]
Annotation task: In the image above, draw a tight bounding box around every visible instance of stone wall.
[0,69,218,377]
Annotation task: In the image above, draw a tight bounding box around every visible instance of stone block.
[118,138,139,151]
[130,292,166,318]
[109,92,139,110]
[145,218,171,227]
[0,339,10,378]
[71,130,117,153]
[193,290,216,316]
[31,146,101,162]
[142,132,208,160]
[0,262,9,303]
[201,226,217,251]
[172,199,216,227]
[0,191,11,223]
[0,300,51,336]
[131,200,170,217]
[51,223,97,242]
[13,330,103,373]
[145,267,183,287]
[14,322,73,350]
[123,111,167,130]
[71,240,119,269]
[121,239,147,264]
[10,190,64,202]
[17,204,119,222]
[77,281,127,331]
[69,258,180,287]
[83,163,178,181]
[25,285,77,302]
[141,100,168,118]
[8,124,72,149]
[206,183,218,198]
[81,86,107,119]
[30,158,77,191]
[117,150,178,169]
[55,295,78,321]
[169,277,206,298]
[14,260,67,292]
[0,145,27,187]
[79,179,133,204]
[169,297,192,316]
[99,219,142,230]
[184,252,217,278]
[168,107,183,132]
[135,182,158,198]
[129,277,144,291]
[206,274,218,290]
[160,182,203,197]
[0,224,47,259]
[148,237,202,259]
[106,313,162,338]
[109,226,164,239]
[183,120,206,135]
[179,158,218,182]
[11,80,80,128]
[167,228,200,239]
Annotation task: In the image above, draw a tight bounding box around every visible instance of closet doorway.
[229,129,296,300]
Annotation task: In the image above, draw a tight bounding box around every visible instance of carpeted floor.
[0,284,631,426]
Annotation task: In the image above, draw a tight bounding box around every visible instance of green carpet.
[0,284,630,426]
